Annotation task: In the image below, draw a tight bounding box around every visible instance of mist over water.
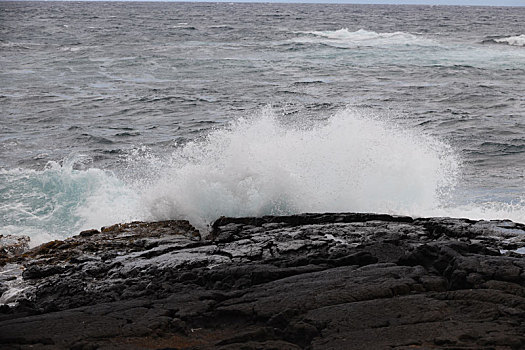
[1,2,524,244]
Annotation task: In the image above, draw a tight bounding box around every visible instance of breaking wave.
[0,158,140,246]
[296,28,437,47]
[494,34,525,47]
[140,108,459,228]
[484,34,525,47]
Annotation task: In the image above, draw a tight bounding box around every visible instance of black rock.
[1,213,524,349]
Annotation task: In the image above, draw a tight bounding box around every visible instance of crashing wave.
[2,108,525,245]
[140,108,460,228]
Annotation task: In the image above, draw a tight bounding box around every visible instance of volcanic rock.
[0,213,524,349]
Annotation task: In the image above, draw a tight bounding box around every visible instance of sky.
[266,0,525,4]
[202,0,525,4]
[79,0,525,6]
[272,0,525,5]
[8,0,525,5]
[122,0,525,5]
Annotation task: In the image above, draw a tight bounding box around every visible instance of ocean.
[1,1,524,246]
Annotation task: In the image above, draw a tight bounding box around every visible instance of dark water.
[1,2,524,244]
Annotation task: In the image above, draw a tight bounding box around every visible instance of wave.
[137,108,525,227]
[2,108,524,245]
[209,25,235,30]
[0,157,141,246]
[59,45,92,52]
[484,34,525,47]
[139,108,459,228]
[0,42,37,50]
[172,25,197,30]
[494,34,525,47]
[296,28,437,48]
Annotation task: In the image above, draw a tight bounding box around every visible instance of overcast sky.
[9,0,525,5]
[274,0,525,4]
[148,0,524,5]
[117,0,525,6]
[216,0,525,4]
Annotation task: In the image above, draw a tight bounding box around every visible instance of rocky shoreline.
[1,213,525,349]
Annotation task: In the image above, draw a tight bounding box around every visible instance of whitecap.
[494,34,525,47]
[295,28,437,48]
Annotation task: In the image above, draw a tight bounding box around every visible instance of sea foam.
[494,34,525,47]
[297,28,436,47]
[0,158,141,245]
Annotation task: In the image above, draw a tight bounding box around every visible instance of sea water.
[1,2,524,245]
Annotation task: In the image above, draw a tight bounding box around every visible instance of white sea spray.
[1,108,524,245]
[140,107,459,228]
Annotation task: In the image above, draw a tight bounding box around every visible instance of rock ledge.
[1,213,525,349]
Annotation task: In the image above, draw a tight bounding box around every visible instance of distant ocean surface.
[1,1,524,246]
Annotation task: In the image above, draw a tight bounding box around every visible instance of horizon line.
[2,0,524,6]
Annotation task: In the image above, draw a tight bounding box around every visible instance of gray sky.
[12,0,525,5]
[279,0,525,5]
[277,0,525,4]
[142,0,525,6]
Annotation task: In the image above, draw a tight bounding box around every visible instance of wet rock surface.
[1,213,525,349]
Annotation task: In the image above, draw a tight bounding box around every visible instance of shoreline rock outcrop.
[1,213,525,349]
